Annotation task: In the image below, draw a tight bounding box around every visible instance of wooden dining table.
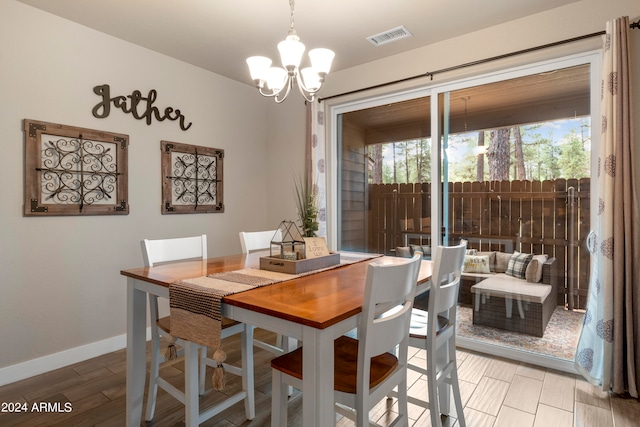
[121,251,433,427]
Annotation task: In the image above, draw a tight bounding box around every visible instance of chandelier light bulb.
[278,34,305,72]
[267,67,287,92]
[308,48,335,76]
[246,56,272,88]
[300,67,321,91]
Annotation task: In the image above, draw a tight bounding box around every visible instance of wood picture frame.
[161,141,224,214]
[23,119,129,216]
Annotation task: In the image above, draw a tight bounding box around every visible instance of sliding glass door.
[330,51,600,371]
[433,57,598,370]
[335,93,431,255]
[436,61,595,300]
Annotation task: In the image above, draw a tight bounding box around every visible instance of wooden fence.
[367,179,591,309]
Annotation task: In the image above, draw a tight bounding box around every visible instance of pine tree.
[487,128,511,180]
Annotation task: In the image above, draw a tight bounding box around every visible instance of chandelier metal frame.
[246,0,334,103]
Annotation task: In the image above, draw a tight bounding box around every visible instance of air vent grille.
[366,26,412,46]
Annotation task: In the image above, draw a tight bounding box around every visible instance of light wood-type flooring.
[1,330,638,426]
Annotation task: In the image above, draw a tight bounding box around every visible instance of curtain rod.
[318,19,640,103]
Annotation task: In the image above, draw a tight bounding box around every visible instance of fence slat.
[367,178,590,309]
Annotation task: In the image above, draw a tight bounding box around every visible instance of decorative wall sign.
[24,119,129,216]
[161,141,224,214]
[92,84,192,131]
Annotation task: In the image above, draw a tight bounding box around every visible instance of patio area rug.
[456,305,584,362]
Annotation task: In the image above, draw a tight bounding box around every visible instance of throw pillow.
[495,251,512,273]
[476,251,497,272]
[463,255,491,273]
[395,246,412,258]
[409,244,431,257]
[525,254,549,282]
[525,259,539,282]
[506,251,534,279]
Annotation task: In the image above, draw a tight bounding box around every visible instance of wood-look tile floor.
[1,330,638,426]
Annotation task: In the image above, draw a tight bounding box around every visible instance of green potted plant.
[293,173,319,237]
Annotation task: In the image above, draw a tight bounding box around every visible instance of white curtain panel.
[309,101,327,238]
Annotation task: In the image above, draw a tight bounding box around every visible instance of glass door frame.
[328,50,601,252]
[327,87,432,251]
[429,51,602,258]
[326,50,601,373]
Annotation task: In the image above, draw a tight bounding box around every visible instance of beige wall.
[1,0,639,384]
[265,97,307,228]
[0,1,274,379]
[321,0,639,101]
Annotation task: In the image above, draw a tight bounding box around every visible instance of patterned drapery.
[307,101,328,238]
[575,16,639,398]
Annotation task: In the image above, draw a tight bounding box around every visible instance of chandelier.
[246,0,335,103]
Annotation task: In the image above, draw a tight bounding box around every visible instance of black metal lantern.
[271,220,306,260]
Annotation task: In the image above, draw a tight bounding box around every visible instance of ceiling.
[343,64,591,143]
[17,0,579,86]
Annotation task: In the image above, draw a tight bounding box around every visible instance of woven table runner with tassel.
[168,253,380,390]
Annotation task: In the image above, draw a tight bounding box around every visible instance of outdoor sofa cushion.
[470,273,551,304]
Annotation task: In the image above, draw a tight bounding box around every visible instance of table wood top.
[121,252,432,330]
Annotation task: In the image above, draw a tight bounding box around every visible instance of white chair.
[239,229,282,254]
[142,234,255,423]
[270,253,422,427]
[407,242,467,427]
[239,229,290,356]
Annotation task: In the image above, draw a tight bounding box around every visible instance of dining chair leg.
[436,342,451,418]
[282,336,297,397]
[449,343,466,427]
[428,357,441,427]
[395,376,409,427]
[451,368,466,427]
[198,346,207,395]
[271,369,288,427]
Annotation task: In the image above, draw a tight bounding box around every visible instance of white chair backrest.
[142,235,207,267]
[358,253,422,386]
[428,241,467,322]
[239,229,282,254]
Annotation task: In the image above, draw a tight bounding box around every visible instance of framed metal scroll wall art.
[24,119,129,216]
[161,141,224,214]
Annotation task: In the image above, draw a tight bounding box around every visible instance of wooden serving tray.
[260,253,341,274]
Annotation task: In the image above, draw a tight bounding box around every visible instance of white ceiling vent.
[366,26,413,46]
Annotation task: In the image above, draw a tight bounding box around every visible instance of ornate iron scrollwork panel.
[38,135,119,207]
[161,141,224,214]
[23,119,129,216]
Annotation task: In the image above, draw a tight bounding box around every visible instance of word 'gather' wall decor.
[92,84,192,131]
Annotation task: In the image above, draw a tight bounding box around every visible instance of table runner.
[168,251,379,389]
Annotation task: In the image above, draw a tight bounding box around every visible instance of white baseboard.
[0,328,151,387]
[1,330,576,388]
[457,336,577,374]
